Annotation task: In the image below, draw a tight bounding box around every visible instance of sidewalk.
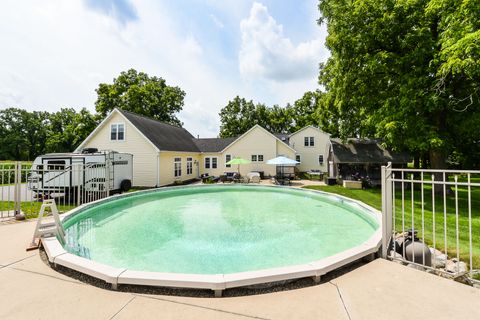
[1,221,479,320]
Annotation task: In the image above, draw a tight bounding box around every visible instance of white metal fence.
[0,162,111,220]
[382,163,480,281]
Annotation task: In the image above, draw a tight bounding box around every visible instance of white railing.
[0,162,111,220]
[382,163,480,282]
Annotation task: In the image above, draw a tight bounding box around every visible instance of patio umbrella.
[266,156,299,177]
[226,157,251,174]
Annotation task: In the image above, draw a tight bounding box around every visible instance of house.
[76,109,296,187]
[328,138,410,183]
[288,126,331,173]
[76,109,408,187]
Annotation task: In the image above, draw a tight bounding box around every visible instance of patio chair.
[225,172,236,182]
[249,175,260,183]
[246,172,261,184]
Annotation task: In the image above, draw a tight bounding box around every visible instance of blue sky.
[0,0,328,137]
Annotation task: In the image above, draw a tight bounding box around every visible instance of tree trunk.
[429,149,452,194]
[413,155,420,169]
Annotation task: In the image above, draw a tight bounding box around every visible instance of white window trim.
[304,136,315,147]
[110,123,126,141]
[251,154,264,162]
[211,157,218,169]
[205,157,218,169]
[186,158,193,175]
[296,155,301,163]
[319,154,324,164]
[225,154,232,168]
[174,157,182,177]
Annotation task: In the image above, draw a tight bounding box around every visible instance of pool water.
[63,186,378,274]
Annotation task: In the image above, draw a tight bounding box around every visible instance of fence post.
[105,159,111,198]
[381,162,392,258]
[14,161,25,220]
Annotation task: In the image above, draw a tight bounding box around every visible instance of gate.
[0,161,111,221]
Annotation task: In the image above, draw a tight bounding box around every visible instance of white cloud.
[210,14,224,29]
[0,0,239,137]
[239,2,325,82]
[0,0,327,138]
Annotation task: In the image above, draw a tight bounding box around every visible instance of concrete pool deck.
[1,220,480,320]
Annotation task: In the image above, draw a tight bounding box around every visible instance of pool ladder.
[27,199,65,250]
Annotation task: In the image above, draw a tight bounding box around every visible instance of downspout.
[156,152,160,187]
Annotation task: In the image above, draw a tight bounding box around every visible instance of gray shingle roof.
[118,109,200,152]
[193,137,238,152]
[331,138,409,164]
[274,133,290,144]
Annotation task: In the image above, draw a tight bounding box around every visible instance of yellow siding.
[199,152,226,177]
[159,152,200,186]
[209,126,296,177]
[276,140,295,158]
[289,126,330,173]
[81,112,159,187]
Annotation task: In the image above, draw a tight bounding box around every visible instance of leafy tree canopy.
[0,108,98,161]
[317,0,480,169]
[95,69,185,127]
[218,92,321,138]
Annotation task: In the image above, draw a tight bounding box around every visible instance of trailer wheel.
[120,179,132,192]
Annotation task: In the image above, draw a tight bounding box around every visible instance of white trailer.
[28,149,133,198]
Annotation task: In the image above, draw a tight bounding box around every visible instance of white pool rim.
[42,184,382,295]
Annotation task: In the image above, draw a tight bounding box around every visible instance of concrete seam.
[136,294,271,320]
[109,296,136,320]
[0,254,36,269]
[329,281,352,320]
[10,266,84,285]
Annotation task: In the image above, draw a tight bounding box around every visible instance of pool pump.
[393,229,431,267]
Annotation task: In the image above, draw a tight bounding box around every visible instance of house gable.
[75,109,159,153]
[289,125,331,172]
[220,124,296,154]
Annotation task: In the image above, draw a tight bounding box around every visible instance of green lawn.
[304,184,480,270]
[0,201,75,219]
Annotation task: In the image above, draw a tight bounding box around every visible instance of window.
[304,136,314,147]
[110,123,125,141]
[47,160,65,171]
[205,157,217,169]
[251,155,263,162]
[319,155,324,164]
[186,157,193,175]
[225,154,231,168]
[296,155,301,163]
[174,157,181,177]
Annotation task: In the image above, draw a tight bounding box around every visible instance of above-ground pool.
[43,185,382,296]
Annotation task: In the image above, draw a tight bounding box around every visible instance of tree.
[219,93,323,138]
[219,96,268,137]
[290,91,321,132]
[45,108,99,154]
[0,108,30,160]
[317,0,480,170]
[95,69,185,126]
